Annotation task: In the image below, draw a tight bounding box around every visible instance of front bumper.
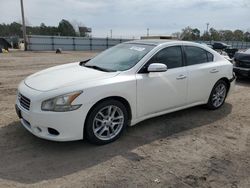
[15,82,92,142]
[233,66,250,78]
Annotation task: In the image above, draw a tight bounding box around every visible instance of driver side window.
[139,46,183,73]
[149,46,183,69]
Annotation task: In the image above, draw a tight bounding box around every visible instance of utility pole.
[110,29,112,38]
[20,0,27,51]
[206,23,209,33]
[147,28,149,37]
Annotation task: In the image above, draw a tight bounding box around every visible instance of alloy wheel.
[93,105,124,141]
[212,83,227,108]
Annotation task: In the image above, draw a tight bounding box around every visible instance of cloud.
[0,0,249,38]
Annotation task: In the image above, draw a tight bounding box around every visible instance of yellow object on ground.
[2,49,9,53]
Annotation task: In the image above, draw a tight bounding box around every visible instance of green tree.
[209,28,220,41]
[244,32,250,42]
[201,32,211,41]
[40,23,47,35]
[58,19,76,36]
[179,27,201,40]
[192,28,200,40]
[233,30,244,41]
[220,30,234,41]
[9,22,22,37]
[180,27,194,40]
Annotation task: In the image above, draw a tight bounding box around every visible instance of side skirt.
[130,101,206,126]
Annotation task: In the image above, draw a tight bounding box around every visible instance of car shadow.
[0,103,232,184]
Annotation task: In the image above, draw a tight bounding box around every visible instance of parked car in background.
[234,48,250,78]
[212,42,238,59]
[200,42,213,49]
[15,40,235,145]
[0,37,12,51]
[201,43,232,62]
[225,48,239,59]
[212,42,230,50]
[217,50,233,63]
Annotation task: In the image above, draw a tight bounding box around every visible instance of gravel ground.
[0,51,250,188]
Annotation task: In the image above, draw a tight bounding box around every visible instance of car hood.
[24,62,119,92]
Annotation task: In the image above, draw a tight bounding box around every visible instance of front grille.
[18,93,31,110]
[235,60,250,68]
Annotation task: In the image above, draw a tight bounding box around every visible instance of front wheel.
[85,99,128,145]
[206,80,228,110]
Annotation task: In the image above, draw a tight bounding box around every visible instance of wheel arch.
[218,77,230,91]
[207,77,230,100]
[83,96,132,138]
[207,77,230,101]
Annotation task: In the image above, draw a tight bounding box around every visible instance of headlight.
[41,91,82,112]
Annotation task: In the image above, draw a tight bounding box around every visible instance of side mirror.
[147,63,167,72]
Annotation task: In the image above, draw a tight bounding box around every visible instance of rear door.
[184,46,221,104]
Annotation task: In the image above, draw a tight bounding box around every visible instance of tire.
[206,80,228,110]
[85,99,128,145]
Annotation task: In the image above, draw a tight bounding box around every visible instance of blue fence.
[27,35,250,51]
[27,35,131,51]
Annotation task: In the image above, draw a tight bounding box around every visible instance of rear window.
[207,52,214,62]
[185,46,214,66]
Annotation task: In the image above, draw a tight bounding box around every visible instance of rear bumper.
[227,74,236,97]
[229,73,236,83]
[233,66,250,78]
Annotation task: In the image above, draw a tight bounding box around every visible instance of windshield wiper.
[79,59,91,66]
[84,65,116,72]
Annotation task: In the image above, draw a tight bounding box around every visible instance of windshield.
[85,43,154,71]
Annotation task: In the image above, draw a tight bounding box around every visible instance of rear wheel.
[206,80,228,110]
[85,99,128,145]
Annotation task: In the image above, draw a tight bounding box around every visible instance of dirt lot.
[0,51,250,188]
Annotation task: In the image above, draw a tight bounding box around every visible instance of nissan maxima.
[15,40,235,144]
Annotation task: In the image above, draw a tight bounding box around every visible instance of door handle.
[210,69,219,73]
[176,75,187,80]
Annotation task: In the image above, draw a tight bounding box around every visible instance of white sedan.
[16,40,235,144]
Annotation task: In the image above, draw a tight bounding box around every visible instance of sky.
[0,0,249,38]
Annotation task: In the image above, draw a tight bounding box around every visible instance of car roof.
[125,39,219,57]
[125,39,206,48]
[125,39,181,46]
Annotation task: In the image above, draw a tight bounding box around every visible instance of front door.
[136,46,188,118]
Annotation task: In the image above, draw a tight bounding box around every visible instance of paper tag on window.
[130,46,145,52]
